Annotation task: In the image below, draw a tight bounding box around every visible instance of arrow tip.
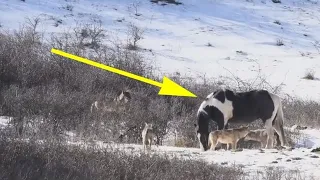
[158,76,197,97]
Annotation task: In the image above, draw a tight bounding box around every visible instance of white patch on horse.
[198,95,234,127]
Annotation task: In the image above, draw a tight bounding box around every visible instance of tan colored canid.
[208,126,250,151]
[244,129,278,148]
[142,122,156,151]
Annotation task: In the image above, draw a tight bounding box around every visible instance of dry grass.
[0,135,245,180]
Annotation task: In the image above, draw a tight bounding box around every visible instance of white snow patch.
[0,116,12,129]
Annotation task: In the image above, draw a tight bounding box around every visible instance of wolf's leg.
[210,138,217,151]
[231,141,236,151]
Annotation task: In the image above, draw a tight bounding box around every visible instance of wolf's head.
[243,131,256,141]
[144,122,153,130]
[238,126,250,137]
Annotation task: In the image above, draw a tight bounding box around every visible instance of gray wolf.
[243,129,279,148]
[90,90,131,113]
[142,122,156,151]
[195,88,286,151]
[208,126,250,151]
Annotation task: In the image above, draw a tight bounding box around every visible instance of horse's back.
[229,90,275,122]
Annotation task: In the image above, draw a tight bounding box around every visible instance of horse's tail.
[274,96,286,146]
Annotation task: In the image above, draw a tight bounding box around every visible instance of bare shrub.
[51,18,63,27]
[126,23,144,50]
[62,4,74,12]
[272,0,281,3]
[0,19,155,141]
[206,42,213,47]
[274,20,281,25]
[283,96,320,127]
[0,137,245,180]
[128,1,142,17]
[174,137,194,147]
[219,61,284,94]
[254,166,312,180]
[302,69,316,80]
[72,21,106,50]
[276,38,284,46]
[150,0,183,5]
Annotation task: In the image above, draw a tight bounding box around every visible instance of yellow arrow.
[51,48,197,97]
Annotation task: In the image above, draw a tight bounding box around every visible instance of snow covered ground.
[0,116,12,129]
[67,128,320,179]
[64,127,320,179]
[1,0,320,100]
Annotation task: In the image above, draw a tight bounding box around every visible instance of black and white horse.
[195,88,286,151]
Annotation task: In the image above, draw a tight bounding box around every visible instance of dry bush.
[302,69,316,80]
[282,96,320,127]
[174,137,195,147]
[254,166,313,180]
[272,0,281,3]
[127,1,142,17]
[274,20,281,25]
[0,19,156,141]
[0,136,245,180]
[126,22,144,50]
[150,0,183,5]
[276,38,284,46]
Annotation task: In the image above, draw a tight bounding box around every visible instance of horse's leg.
[226,143,229,150]
[273,114,286,147]
[265,119,275,149]
[208,134,211,150]
[224,123,229,130]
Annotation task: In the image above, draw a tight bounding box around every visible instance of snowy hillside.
[1,0,320,100]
